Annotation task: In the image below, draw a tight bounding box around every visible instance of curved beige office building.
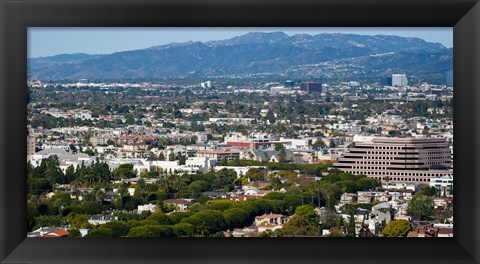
[334,137,453,184]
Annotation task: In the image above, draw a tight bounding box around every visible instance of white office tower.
[201,81,212,88]
[392,74,408,87]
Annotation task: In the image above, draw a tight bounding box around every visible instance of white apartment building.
[392,74,408,87]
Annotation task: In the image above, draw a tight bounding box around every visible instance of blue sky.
[28,27,453,58]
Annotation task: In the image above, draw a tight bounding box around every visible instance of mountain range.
[28,32,452,81]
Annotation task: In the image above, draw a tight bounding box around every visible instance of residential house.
[340,193,358,204]
[323,226,347,236]
[230,226,259,237]
[255,213,289,227]
[163,199,193,211]
[357,193,374,204]
[27,227,70,238]
[87,215,118,225]
[137,203,159,214]
[202,191,229,199]
[408,224,439,237]
[254,213,290,233]
[230,195,260,202]
[368,202,394,235]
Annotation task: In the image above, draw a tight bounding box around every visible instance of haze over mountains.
[28,32,452,81]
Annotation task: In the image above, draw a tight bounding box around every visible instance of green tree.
[223,208,249,228]
[346,208,356,237]
[80,201,103,215]
[146,211,173,225]
[407,194,435,221]
[168,212,195,224]
[418,186,437,197]
[127,225,174,237]
[64,165,76,183]
[262,192,286,201]
[32,215,66,230]
[212,169,237,191]
[263,152,270,161]
[320,214,343,230]
[219,157,228,166]
[246,168,265,181]
[113,164,136,179]
[278,148,287,163]
[68,228,81,237]
[295,205,319,225]
[188,180,210,196]
[102,221,130,237]
[86,227,114,237]
[51,192,72,213]
[282,215,321,236]
[28,177,52,195]
[172,223,194,237]
[329,231,344,237]
[329,139,336,148]
[381,219,413,237]
[39,155,65,184]
[273,143,288,163]
[122,196,144,211]
[180,210,226,236]
[312,140,326,149]
[158,153,166,161]
[206,199,236,211]
[66,213,90,229]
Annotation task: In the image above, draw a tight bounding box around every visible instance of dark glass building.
[300,82,322,93]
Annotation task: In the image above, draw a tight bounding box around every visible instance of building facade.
[446,69,453,87]
[27,135,36,155]
[196,150,240,162]
[334,137,452,183]
[300,82,322,93]
[391,74,408,87]
[429,175,453,196]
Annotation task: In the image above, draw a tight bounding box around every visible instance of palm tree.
[94,189,105,204]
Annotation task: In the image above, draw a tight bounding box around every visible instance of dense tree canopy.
[407,194,435,221]
[381,219,413,237]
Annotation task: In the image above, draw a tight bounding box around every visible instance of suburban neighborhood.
[26,74,453,238]
[26,31,453,238]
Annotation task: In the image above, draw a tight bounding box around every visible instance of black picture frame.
[1,0,479,263]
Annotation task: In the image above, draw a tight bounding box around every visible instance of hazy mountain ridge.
[28,32,452,81]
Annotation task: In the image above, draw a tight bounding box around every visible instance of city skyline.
[28,27,453,58]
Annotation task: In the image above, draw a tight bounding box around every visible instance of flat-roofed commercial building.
[333,137,452,184]
[196,150,240,162]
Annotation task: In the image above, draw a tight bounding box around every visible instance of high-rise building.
[300,82,322,93]
[200,81,212,88]
[446,70,453,86]
[381,76,392,86]
[333,137,452,183]
[391,74,408,87]
[27,135,36,156]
